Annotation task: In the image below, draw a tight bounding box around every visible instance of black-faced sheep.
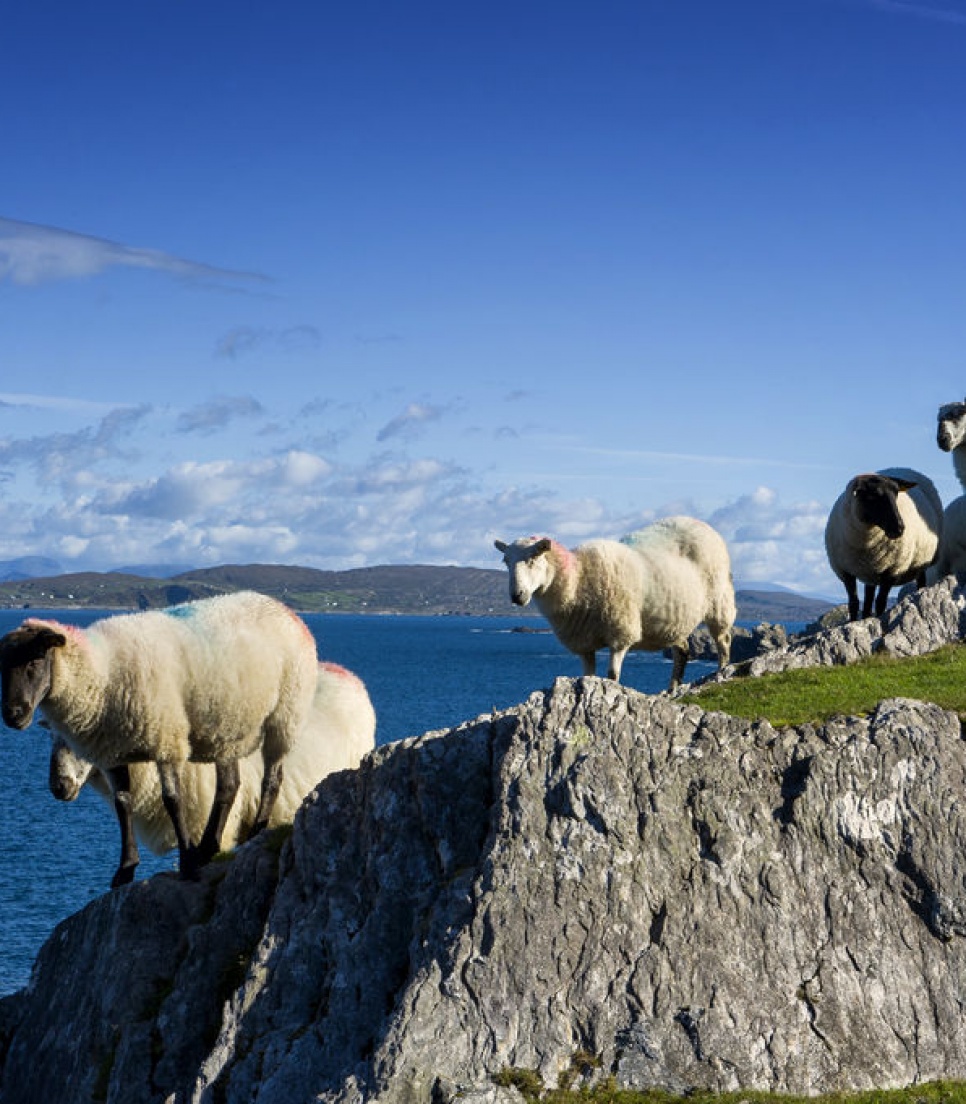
[824,467,943,621]
[49,660,376,885]
[0,591,318,883]
[494,516,735,690]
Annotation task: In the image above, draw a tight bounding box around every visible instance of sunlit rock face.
[4,579,966,1104]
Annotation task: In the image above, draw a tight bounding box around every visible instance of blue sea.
[0,609,718,997]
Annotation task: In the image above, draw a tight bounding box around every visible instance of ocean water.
[0,609,716,997]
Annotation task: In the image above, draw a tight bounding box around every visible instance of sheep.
[48,660,376,883]
[930,494,966,580]
[0,590,318,884]
[937,398,966,490]
[824,467,943,621]
[494,516,735,690]
[931,399,966,581]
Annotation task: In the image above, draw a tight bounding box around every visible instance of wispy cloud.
[176,396,266,435]
[0,217,268,287]
[0,392,125,415]
[0,405,152,484]
[550,442,833,471]
[376,402,445,442]
[215,324,321,359]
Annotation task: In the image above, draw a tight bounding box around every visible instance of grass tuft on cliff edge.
[496,1075,966,1104]
[679,644,966,728]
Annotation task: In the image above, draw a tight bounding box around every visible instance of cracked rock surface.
[3,580,966,1102]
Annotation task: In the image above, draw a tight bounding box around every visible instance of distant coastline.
[0,562,835,625]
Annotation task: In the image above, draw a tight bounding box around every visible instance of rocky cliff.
[3,580,966,1104]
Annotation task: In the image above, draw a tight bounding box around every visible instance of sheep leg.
[861,581,877,620]
[579,652,596,676]
[669,645,689,690]
[607,647,628,682]
[196,759,240,866]
[711,624,732,667]
[250,755,285,839]
[842,574,860,621]
[156,760,200,880]
[873,581,893,617]
[106,764,140,889]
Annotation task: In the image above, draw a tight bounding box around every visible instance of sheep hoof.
[178,847,204,882]
[111,864,137,889]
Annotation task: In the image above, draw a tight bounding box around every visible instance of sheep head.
[494,537,555,606]
[937,400,966,452]
[0,623,67,731]
[850,473,914,540]
[49,736,94,802]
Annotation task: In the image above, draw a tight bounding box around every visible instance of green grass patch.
[680,644,966,728]
[494,1078,966,1104]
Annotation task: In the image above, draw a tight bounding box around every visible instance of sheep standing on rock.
[824,467,943,622]
[49,660,376,885]
[0,591,318,884]
[494,516,735,689]
[932,399,966,579]
[937,398,966,488]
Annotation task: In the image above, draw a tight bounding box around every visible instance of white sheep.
[0,591,318,884]
[824,466,943,621]
[937,398,966,489]
[931,399,966,580]
[49,660,376,882]
[929,494,966,581]
[494,516,735,689]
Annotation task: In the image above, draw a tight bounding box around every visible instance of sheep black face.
[0,625,67,731]
[494,537,554,606]
[937,401,966,452]
[851,473,914,540]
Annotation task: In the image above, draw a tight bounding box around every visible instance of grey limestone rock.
[4,578,966,1102]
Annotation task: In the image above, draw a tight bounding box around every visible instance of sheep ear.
[894,479,917,493]
[533,538,553,554]
[494,540,507,553]
[32,627,68,653]
[25,625,67,650]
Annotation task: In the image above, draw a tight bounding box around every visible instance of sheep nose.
[2,704,31,730]
[511,592,526,606]
[50,778,77,802]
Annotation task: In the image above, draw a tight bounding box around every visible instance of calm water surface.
[0,608,714,996]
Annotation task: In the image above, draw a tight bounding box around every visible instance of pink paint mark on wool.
[319,660,361,686]
[283,606,316,645]
[549,541,578,575]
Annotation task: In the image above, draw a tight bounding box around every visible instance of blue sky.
[2,0,965,597]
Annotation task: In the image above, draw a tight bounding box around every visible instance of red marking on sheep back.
[551,541,577,573]
[319,660,361,685]
[283,605,315,643]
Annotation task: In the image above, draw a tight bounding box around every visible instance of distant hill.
[0,556,63,582]
[0,562,835,624]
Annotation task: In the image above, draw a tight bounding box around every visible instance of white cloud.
[0,217,266,287]
[709,487,836,596]
[0,396,844,595]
